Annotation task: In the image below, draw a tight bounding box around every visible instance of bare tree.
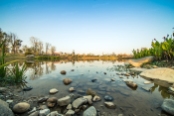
[38,41,43,55]
[50,46,56,55]
[9,33,22,54]
[30,36,38,54]
[45,42,51,55]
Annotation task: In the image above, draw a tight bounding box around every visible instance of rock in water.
[49,88,58,94]
[127,56,154,67]
[13,102,30,113]
[60,70,66,75]
[124,80,138,90]
[0,99,14,116]
[83,106,97,116]
[23,86,33,91]
[63,78,72,85]
[104,102,116,109]
[161,99,174,115]
[104,95,114,101]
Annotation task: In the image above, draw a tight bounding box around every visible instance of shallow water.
[15,60,174,116]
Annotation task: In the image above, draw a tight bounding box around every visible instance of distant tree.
[45,42,51,55]
[50,46,56,55]
[9,33,22,54]
[38,41,43,54]
[30,36,38,54]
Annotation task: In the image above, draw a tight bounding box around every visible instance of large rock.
[58,96,71,106]
[13,102,30,113]
[127,56,154,67]
[140,68,174,83]
[72,98,88,109]
[83,106,97,116]
[161,99,174,115]
[63,78,72,85]
[0,99,14,116]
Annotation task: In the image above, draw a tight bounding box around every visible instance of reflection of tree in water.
[151,83,170,98]
[25,61,44,80]
[50,61,56,71]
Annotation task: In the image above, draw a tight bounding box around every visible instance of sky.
[0,0,174,55]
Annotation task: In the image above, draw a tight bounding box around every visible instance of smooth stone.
[58,96,71,106]
[6,100,13,104]
[66,104,72,110]
[104,72,107,75]
[47,97,57,107]
[161,99,174,115]
[47,111,63,116]
[144,81,152,84]
[63,78,72,85]
[28,107,36,114]
[13,102,30,113]
[104,102,116,109]
[0,99,14,116]
[39,105,48,110]
[83,106,97,116]
[140,68,174,83]
[141,87,151,92]
[124,80,138,88]
[104,95,114,101]
[38,96,49,103]
[83,95,93,104]
[0,87,7,93]
[39,109,50,116]
[72,98,88,108]
[86,88,97,96]
[111,78,115,81]
[60,70,66,75]
[69,87,75,92]
[93,95,101,102]
[28,111,39,116]
[49,88,58,94]
[23,86,33,91]
[169,87,174,92]
[65,110,75,116]
[127,56,154,67]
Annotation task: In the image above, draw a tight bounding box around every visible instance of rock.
[0,87,7,93]
[0,99,14,116]
[118,114,123,116]
[141,87,151,92]
[66,104,72,110]
[111,78,115,81]
[69,87,75,92]
[83,106,97,116]
[127,56,154,67]
[86,88,97,96]
[124,80,138,89]
[49,88,58,94]
[23,86,33,91]
[13,102,30,113]
[65,110,75,116]
[58,96,71,106]
[104,102,116,109]
[38,96,49,103]
[6,100,13,104]
[91,79,97,82]
[39,109,50,116]
[140,68,174,83]
[71,69,74,71]
[63,78,72,85]
[83,95,93,104]
[104,95,114,101]
[169,87,174,92]
[28,111,39,116]
[93,95,101,102]
[161,99,174,115]
[72,98,88,108]
[28,107,36,114]
[60,70,66,75]
[39,105,48,110]
[47,111,63,116]
[47,97,57,107]
[144,81,152,84]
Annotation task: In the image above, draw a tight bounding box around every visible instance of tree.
[30,36,38,54]
[9,33,22,54]
[50,46,56,55]
[45,43,51,55]
[38,41,43,55]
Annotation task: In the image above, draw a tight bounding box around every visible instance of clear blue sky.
[0,0,174,54]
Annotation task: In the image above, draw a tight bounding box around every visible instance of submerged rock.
[60,70,66,75]
[161,99,174,115]
[104,95,114,101]
[23,86,33,91]
[63,78,72,85]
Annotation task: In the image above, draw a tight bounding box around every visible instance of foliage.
[132,32,174,61]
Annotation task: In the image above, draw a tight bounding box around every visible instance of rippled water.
[15,60,174,116]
